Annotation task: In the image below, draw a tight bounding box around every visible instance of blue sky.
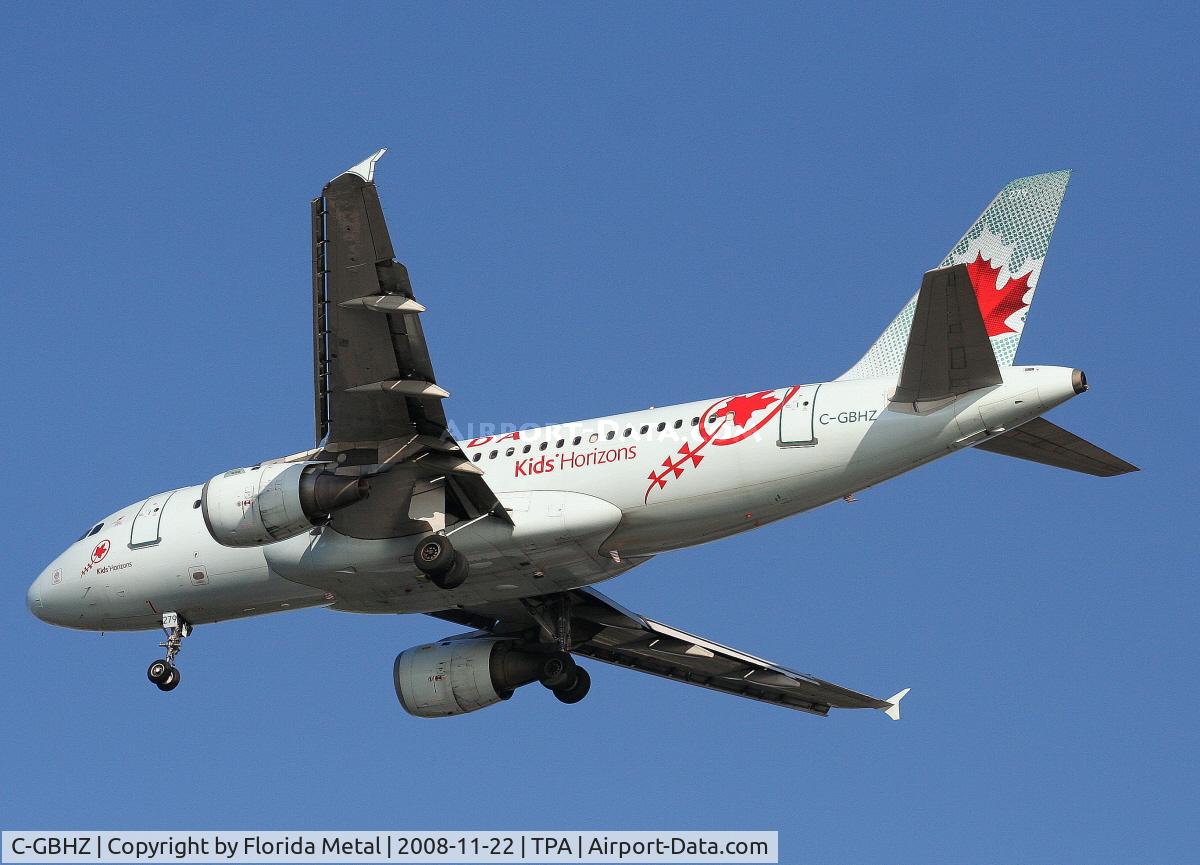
[2,3,1195,862]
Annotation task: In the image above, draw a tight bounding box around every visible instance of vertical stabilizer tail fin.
[840,171,1070,381]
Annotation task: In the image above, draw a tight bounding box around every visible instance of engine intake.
[201,462,369,547]
[393,638,558,718]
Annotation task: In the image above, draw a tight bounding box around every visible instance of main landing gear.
[412,533,469,590]
[518,593,592,705]
[538,652,592,705]
[147,611,190,692]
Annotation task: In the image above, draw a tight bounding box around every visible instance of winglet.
[335,148,387,184]
[884,688,910,721]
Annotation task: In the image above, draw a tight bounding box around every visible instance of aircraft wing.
[305,150,509,536]
[432,587,908,718]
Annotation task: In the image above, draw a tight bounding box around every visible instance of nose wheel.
[147,660,181,691]
[147,612,190,692]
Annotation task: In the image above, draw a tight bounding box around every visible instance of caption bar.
[2,832,777,864]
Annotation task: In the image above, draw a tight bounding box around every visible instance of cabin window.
[472,453,481,462]
[640,425,648,434]
[489,450,498,459]
[656,422,666,432]
[539,442,548,451]
[673,419,682,429]
[506,447,515,457]
[573,436,581,446]
[557,439,565,448]
[605,431,615,440]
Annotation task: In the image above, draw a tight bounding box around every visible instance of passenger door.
[778,385,821,446]
[130,490,176,548]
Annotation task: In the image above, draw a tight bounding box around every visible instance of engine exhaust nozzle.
[299,469,370,521]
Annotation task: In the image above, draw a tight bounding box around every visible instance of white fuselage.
[27,366,1079,632]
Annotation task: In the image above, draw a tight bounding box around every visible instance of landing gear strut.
[147,612,190,692]
[518,593,593,706]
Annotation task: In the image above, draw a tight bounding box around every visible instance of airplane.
[27,151,1137,720]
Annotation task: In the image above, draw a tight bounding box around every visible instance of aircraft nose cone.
[27,578,44,619]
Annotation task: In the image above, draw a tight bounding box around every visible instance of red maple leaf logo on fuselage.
[965,252,1034,337]
[644,387,794,503]
[713,391,778,428]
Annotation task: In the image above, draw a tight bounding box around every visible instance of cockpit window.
[77,522,104,541]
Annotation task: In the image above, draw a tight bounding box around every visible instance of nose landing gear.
[147,611,190,692]
[147,659,180,691]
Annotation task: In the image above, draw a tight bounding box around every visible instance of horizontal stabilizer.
[892,264,1003,406]
[975,417,1139,477]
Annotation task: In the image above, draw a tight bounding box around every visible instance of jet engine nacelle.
[393,638,554,718]
[201,462,369,547]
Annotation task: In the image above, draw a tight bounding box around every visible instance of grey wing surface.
[433,587,908,718]
[308,150,509,538]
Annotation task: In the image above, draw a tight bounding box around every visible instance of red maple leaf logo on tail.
[966,252,1034,337]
